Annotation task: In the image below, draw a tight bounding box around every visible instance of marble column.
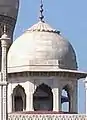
[0,26,11,120]
[26,81,34,111]
[8,84,12,113]
[52,87,61,111]
[69,82,78,113]
[52,88,58,111]
[27,92,34,111]
[85,77,87,115]
[86,87,87,115]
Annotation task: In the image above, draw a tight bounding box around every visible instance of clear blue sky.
[14,0,87,113]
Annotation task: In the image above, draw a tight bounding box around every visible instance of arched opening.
[61,85,70,112]
[14,96,23,111]
[12,85,26,112]
[33,83,53,111]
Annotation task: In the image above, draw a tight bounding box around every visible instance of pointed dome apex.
[27,21,60,34]
[25,0,61,34]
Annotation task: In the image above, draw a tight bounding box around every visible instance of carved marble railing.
[8,113,86,120]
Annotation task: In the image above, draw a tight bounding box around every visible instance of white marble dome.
[8,21,77,73]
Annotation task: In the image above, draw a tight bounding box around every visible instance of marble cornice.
[8,70,87,79]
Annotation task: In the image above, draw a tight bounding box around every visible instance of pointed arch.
[33,83,53,111]
[12,85,26,112]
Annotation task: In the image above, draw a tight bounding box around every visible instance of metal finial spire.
[39,0,44,22]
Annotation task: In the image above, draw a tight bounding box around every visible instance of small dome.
[8,21,77,73]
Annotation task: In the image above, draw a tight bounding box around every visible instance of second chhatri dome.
[8,20,77,72]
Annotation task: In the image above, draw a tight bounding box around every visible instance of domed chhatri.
[0,0,87,120]
[8,21,77,73]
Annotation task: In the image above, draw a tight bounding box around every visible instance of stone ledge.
[8,113,86,120]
